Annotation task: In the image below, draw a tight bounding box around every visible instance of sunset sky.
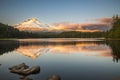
[0,0,120,26]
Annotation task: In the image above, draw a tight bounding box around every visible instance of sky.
[0,0,120,26]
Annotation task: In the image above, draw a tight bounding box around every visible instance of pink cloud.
[51,21,110,32]
[95,18,113,23]
[51,22,82,30]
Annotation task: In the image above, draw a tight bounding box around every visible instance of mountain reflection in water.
[0,39,120,62]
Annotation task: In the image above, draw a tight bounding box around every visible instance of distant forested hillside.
[58,31,105,38]
[0,23,19,38]
[0,23,35,38]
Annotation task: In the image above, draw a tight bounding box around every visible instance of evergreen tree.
[106,14,120,38]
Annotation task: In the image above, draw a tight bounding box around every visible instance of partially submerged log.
[9,63,40,75]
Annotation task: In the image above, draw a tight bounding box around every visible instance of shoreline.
[0,38,120,41]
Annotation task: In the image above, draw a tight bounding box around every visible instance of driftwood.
[9,63,40,75]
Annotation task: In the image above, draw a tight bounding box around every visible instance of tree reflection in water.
[105,40,120,63]
[0,40,19,55]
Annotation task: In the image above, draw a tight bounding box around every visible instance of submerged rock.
[20,76,33,80]
[9,63,29,70]
[9,63,40,75]
[47,74,61,80]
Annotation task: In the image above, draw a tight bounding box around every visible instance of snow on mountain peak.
[29,18,38,21]
[14,18,50,31]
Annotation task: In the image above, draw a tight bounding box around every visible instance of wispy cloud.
[95,18,113,24]
[51,22,82,31]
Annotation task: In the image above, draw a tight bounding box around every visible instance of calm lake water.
[0,38,120,80]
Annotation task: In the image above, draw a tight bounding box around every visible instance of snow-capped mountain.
[14,18,50,32]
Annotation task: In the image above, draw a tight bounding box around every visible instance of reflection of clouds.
[16,42,112,59]
[50,44,112,57]
[113,77,120,80]
[81,45,111,52]
[84,52,112,57]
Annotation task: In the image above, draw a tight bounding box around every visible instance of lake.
[0,38,120,80]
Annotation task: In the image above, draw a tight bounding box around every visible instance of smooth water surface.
[0,38,120,80]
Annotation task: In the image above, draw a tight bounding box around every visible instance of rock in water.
[20,76,33,80]
[9,63,40,75]
[9,63,29,70]
[47,74,61,80]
